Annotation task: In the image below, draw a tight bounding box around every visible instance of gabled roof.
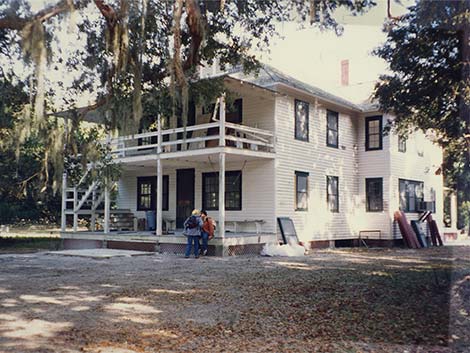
[228,65,363,112]
[228,64,380,113]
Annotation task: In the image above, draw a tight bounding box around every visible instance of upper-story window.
[399,179,424,213]
[398,136,407,152]
[366,178,383,212]
[327,176,339,212]
[295,99,309,141]
[327,110,339,148]
[295,171,309,211]
[365,116,383,151]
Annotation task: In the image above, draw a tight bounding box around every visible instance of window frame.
[365,178,383,212]
[327,176,339,213]
[399,179,424,213]
[295,171,309,211]
[365,116,383,151]
[202,171,242,211]
[326,110,339,148]
[294,99,309,142]
[398,136,407,153]
[136,175,169,211]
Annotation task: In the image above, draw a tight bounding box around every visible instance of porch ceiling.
[118,147,275,170]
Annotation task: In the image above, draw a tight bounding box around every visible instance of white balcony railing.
[108,120,275,158]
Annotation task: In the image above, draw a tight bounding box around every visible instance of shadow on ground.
[0,246,468,352]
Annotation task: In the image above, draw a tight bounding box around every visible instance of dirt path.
[1,247,470,352]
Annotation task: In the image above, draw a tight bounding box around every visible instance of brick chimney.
[341,59,349,86]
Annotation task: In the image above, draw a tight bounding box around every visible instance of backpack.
[186,216,198,229]
[211,218,217,231]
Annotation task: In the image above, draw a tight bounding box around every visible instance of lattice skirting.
[158,242,265,256]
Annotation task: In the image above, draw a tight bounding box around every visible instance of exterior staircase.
[62,165,136,232]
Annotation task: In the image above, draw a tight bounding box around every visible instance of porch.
[60,95,277,253]
[61,230,277,256]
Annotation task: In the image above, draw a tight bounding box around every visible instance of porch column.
[219,93,226,147]
[104,132,111,234]
[72,187,78,232]
[61,172,67,232]
[104,181,110,234]
[156,115,163,236]
[219,152,225,238]
[451,192,458,229]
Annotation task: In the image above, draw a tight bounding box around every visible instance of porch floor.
[60,230,277,247]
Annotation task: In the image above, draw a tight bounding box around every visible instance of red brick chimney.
[341,59,349,86]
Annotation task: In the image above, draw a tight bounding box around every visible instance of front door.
[176,168,195,228]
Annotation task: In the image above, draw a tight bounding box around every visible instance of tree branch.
[93,0,118,29]
[183,0,204,71]
[387,0,403,21]
[0,0,71,30]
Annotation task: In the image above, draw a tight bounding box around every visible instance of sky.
[259,0,415,103]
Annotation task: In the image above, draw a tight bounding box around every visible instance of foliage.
[65,125,121,188]
[0,0,376,222]
[374,0,470,229]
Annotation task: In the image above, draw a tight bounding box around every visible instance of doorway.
[176,168,195,228]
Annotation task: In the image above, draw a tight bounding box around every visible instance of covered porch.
[60,94,278,254]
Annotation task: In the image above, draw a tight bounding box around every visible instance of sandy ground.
[1,246,470,353]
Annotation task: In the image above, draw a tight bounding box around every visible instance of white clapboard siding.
[388,129,444,238]
[273,92,360,242]
[116,159,276,233]
[355,113,393,239]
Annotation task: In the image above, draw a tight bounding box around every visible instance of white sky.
[258,0,414,103]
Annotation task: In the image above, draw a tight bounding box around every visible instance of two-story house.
[60,65,443,255]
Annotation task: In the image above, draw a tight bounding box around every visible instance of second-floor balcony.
[109,120,275,162]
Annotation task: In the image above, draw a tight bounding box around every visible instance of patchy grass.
[0,247,469,352]
[0,236,61,253]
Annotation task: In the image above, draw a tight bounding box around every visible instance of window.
[295,171,309,211]
[202,171,242,210]
[295,99,309,141]
[366,178,383,212]
[429,187,436,213]
[137,176,169,211]
[137,177,153,210]
[399,179,424,213]
[327,176,339,212]
[398,136,407,152]
[365,116,383,151]
[327,110,339,148]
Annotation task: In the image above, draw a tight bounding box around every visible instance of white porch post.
[72,187,78,232]
[61,172,67,232]
[156,114,163,236]
[104,132,111,234]
[451,192,458,229]
[219,93,226,146]
[218,94,226,239]
[219,152,226,239]
[104,182,110,234]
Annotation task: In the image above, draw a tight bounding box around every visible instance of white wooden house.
[60,66,443,254]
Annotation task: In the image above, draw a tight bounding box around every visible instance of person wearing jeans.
[200,210,215,256]
[183,209,203,258]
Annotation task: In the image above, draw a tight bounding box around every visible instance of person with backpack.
[183,209,204,258]
[200,210,215,256]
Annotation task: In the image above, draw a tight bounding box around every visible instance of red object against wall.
[394,211,421,248]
